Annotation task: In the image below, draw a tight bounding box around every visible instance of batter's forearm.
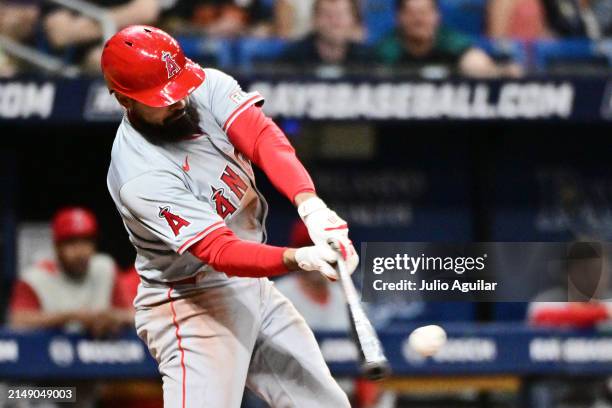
[189,227,292,277]
[294,192,317,207]
[283,248,299,270]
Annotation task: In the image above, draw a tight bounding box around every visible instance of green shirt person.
[377,26,472,67]
[377,0,522,77]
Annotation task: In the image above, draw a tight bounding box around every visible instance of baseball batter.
[102,26,359,407]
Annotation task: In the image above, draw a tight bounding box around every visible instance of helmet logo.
[162,51,181,79]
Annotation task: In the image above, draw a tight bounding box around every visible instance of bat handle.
[363,360,391,381]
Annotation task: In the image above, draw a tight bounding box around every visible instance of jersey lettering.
[211,186,237,219]
[158,206,190,236]
[220,165,248,200]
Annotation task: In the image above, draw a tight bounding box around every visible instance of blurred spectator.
[0,50,17,77]
[275,0,316,39]
[9,207,133,335]
[526,241,612,408]
[43,0,162,72]
[0,1,39,41]
[528,241,612,327]
[279,0,369,66]
[119,264,140,303]
[0,0,40,77]
[164,0,272,38]
[487,0,550,40]
[542,0,612,39]
[377,0,522,77]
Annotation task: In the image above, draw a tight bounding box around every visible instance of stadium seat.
[362,0,397,44]
[176,36,234,68]
[236,37,289,70]
[494,303,529,321]
[438,0,487,37]
[532,38,610,72]
[474,37,528,67]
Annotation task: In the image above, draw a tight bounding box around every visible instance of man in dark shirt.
[280,0,370,66]
[377,0,521,77]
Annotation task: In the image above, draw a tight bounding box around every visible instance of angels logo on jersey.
[161,51,180,79]
[220,165,248,200]
[158,206,190,236]
[211,164,250,219]
[211,187,236,219]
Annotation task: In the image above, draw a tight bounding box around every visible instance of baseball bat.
[331,241,390,381]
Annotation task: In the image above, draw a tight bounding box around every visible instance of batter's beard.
[129,100,202,145]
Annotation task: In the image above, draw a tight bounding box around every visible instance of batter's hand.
[298,197,359,273]
[295,245,339,281]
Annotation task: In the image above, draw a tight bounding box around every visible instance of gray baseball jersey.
[107,68,267,287]
[107,67,350,407]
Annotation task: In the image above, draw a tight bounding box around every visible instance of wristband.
[297,196,327,219]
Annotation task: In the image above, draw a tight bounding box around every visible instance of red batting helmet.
[100,25,205,107]
[52,207,98,242]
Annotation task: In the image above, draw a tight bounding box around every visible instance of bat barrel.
[329,239,391,381]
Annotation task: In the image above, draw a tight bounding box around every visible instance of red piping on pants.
[168,286,186,408]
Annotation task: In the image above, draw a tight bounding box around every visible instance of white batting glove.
[298,197,359,274]
[295,245,339,281]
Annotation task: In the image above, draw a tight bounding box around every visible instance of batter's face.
[55,238,96,280]
[130,97,188,126]
[398,0,440,43]
[116,94,201,144]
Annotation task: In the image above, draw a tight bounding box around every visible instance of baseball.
[408,325,447,357]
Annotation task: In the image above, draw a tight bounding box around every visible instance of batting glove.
[295,245,339,281]
[298,197,359,274]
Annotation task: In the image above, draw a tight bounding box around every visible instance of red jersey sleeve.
[189,226,288,277]
[227,105,315,204]
[10,280,41,312]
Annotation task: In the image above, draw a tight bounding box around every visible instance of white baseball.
[408,325,447,357]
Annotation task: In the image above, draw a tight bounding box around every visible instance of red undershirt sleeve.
[10,280,41,312]
[226,105,315,204]
[189,226,289,277]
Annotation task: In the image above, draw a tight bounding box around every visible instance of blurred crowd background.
[1,0,612,408]
[1,0,612,77]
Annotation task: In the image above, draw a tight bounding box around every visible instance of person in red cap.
[103,26,358,407]
[9,207,133,336]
